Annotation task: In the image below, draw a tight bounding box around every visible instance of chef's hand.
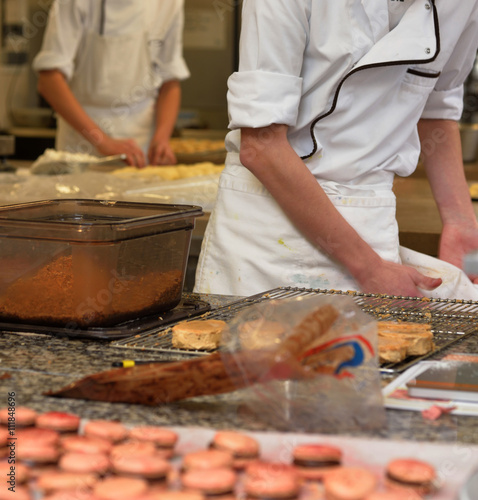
[357,259,442,297]
[96,136,146,168]
[148,139,177,166]
[439,222,478,284]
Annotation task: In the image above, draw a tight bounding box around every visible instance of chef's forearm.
[418,118,476,226]
[153,80,181,143]
[239,125,382,281]
[37,70,108,147]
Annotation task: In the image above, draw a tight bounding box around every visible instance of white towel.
[400,246,478,300]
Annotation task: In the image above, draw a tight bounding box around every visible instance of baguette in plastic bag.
[220,294,385,433]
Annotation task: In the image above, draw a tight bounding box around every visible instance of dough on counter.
[112,162,224,180]
[169,138,226,154]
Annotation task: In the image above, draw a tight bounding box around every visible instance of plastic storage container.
[0,199,203,328]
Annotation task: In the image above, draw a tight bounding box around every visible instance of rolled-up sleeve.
[421,86,465,120]
[228,71,302,128]
[32,0,86,80]
[155,10,190,83]
[227,0,309,129]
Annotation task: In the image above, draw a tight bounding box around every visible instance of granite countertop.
[1,292,478,447]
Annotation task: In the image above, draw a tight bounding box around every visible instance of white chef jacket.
[195,0,478,299]
[33,0,189,155]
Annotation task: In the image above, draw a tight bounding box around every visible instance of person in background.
[194,0,478,300]
[33,0,189,167]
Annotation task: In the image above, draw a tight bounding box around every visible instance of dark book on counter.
[406,361,478,403]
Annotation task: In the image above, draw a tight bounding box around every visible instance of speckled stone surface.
[1,293,478,446]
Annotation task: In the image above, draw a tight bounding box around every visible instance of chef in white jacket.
[195,0,478,299]
[33,0,189,167]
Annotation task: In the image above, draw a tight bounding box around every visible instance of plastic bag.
[220,294,385,433]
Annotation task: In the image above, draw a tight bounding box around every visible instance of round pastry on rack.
[171,319,227,351]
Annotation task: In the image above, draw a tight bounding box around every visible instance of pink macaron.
[36,411,81,433]
[61,434,113,455]
[0,461,30,484]
[59,451,110,475]
[384,458,437,496]
[182,449,234,471]
[111,453,171,481]
[181,466,237,496]
[323,466,378,500]
[83,420,128,443]
[244,461,301,499]
[365,492,416,500]
[110,440,158,460]
[16,426,60,446]
[128,426,178,458]
[0,427,9,447]
[15,426,61,463]
[143,492,205,500]
[0,406,38,427]
[93,476,149,500]
[292,443,343,481]
[35,470,99,494]
[210,430,260,469]
[0,485,31,500]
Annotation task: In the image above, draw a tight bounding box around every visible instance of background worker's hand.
[357,258,442,297]
[439,222,478,284]
[148,139,177,166]
[97,136,146,168]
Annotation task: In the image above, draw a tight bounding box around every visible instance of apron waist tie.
[224,152,396,200]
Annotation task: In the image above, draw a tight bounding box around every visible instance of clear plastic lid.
[0,199,203,242]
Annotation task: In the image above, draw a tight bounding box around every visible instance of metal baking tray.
[112,287,478,373]
[0,299,211,341]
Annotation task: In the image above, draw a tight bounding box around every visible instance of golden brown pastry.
[377,321,434,359]
[171,319,227,351]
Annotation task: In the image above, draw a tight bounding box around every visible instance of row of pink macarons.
[0,406,438,500]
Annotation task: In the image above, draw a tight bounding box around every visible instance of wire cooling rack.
[112,287,478,373]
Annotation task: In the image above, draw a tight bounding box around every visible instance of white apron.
[195,158,478,300]
[56,9,156,155]
[194,0,478,300]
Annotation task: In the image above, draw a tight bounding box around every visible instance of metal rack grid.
[112,287,478,373]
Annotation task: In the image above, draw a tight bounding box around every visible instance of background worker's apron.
[195,158,478,300]
[56,26,156,156]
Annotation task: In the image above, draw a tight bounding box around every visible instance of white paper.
[382,361,478,416]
